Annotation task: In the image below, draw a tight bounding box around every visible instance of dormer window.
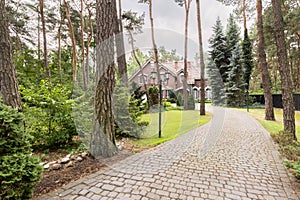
[150,61,154,68]
[180,73,184,83]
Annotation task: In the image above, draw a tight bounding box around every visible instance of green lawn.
[239,108,300,141]
[132,110,212,148]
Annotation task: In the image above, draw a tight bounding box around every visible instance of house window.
[166,90,170,98]
[139,75,147,84]
[180,73,184,83]
[194,89,198,100]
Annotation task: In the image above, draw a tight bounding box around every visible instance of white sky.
[121,0,235,61]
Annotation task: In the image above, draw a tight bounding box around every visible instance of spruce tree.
[226,45,243,106]
[209,17,229,84]
[242,29,253,91]
[207,60,226,105]
[226,14,240,59]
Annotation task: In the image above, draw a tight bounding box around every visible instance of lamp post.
[245,83,249,112]
[151,70,169,138]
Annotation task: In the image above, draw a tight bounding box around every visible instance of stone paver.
[37,107,300,199]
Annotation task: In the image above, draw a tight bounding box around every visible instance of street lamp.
[158,71,170,138]
[245,83,249,112]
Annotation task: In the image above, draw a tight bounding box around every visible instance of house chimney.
[174,61,178,71]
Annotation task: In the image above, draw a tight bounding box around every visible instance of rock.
[76,156,83,162]
[81,152,89,157]
[66,154,71,158]
[65,161,73,168]
[51,163,62,170]
[44,164,50,170]
[61,157,70,164]
[48,161,57,165]
[117,144,123,151]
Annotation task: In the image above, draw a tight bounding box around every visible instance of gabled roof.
[128,59,202,84]
[128,58,153,82]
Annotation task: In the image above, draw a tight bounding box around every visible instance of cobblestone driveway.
[39,107,300,200]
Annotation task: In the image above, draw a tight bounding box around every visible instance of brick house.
[129,59,211,100]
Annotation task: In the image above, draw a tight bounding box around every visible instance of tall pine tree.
[209,17,229,84]
[242,29,253,91]
[226,14,240,59]
[226,45,243,106]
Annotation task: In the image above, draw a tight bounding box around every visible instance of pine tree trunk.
[0,0,22,111]
[85,3,94,86]
[149,0,160,86]
[58,0,63,84]
[37,5,41,62]
[80,0,87,89]
[242,0,247,31]
[128,31,150,107]
[115,0,128,85]
[40,0,51,80]
[64,0,77,83]
[256,0,275,121]
[196,0,205,115]
[91,0,118,158]
[271,0,296,139]
[183,0,191,110]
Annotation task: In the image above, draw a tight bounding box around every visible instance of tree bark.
[64,0,77,83]
[80,0,87,89]
[37,4,41,62]
[256,0,275,121]
[0,0,22,111]
[149,0,160,87]
[58,0,63,84]
[242,0,247,31]
[115,0,128,85]
[128,30,150,106]
[91,0,118,158]
[271,0,296,139]
[40,0,51,80]
[196,0,205,115]
[85,1,94,86]
[183,0,192,110]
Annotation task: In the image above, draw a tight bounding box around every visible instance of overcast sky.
[121,0,235,61]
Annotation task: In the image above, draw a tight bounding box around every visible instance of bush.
[176,93,184,106]
[148,86,159,107]
[0,100,43,199]
[272,131,300,179]
[21,80,77,148]
[163,101,172,108]
[166,98,176,104]
[114,84,148,138]
[187,94,195,110]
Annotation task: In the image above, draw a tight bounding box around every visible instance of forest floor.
[32,140,136,199]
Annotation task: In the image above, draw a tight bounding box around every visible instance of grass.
[131,110,212,150]
[238,108,300,141]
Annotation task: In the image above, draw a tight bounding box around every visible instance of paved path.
[39,107,300,200]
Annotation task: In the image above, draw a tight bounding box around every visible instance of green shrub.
[0,100,43,199]
[187,94,195,110]
[148,86,159,107]
[166,98,176,104]
[176,93,184,106]
[163,101,172,108]
[114,84,148,138]
[272,131,300,179]
[21,80,76,148]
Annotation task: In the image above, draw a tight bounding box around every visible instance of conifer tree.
[209,17,229,83]
[226,45,243,106]
[242,28,253,92]
[226,14,240,58]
